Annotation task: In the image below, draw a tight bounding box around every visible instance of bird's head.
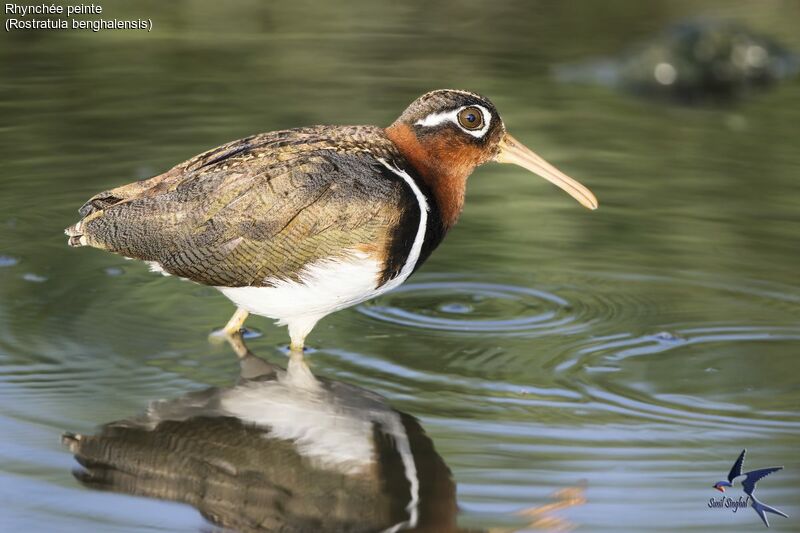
[713,480,732,492]
[386,89,598,212]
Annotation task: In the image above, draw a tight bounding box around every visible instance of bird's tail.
[64,204,113,249]
[64,220,88,247]
[64,190,126,248]
[751,495,788,528]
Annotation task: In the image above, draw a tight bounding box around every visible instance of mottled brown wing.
[77,126,408,287]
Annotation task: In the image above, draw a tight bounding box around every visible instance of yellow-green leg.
[222,307,250,336]
[287,316,317,353]
[209,307,250,345]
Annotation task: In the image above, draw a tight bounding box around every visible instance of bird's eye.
[457,106,484,130]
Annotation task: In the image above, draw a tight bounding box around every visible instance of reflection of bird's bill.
[62,349,458,532]
[516,482,586,532]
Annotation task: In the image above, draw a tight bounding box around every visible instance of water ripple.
[358,279,575,335]
[350,271,800,434]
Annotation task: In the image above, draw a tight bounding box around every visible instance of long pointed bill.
[494,133,598,210]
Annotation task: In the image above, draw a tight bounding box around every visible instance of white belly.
[218,252,392,344]
[218,160,430,346]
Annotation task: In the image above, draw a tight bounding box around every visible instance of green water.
[1,1,798,531]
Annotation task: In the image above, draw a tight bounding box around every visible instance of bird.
[65,89,598,352]
[713,449,788,528]
[63,347,458,532]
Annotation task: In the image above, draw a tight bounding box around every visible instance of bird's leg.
[282,319,321,390]
[287,317,317,354]
[224,330,251,359]
[209,307,250,345]
[223,307,250,335]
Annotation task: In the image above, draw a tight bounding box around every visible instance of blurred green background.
[1,1,798,531]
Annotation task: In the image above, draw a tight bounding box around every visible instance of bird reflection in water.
[63,336,457,532]
[63,337,585,532]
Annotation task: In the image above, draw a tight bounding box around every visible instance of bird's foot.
[208,326,261,344]
[278,343,317,355]
[209,307,252,343]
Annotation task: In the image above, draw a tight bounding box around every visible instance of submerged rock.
[555,19,799,103]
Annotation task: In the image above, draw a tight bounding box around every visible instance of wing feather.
[77,126,409,287]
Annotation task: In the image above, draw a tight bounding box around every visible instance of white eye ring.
[414,104,492,138]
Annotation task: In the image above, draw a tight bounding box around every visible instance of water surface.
[1,1,798,531]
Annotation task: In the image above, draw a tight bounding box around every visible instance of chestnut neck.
[385,123,478,230]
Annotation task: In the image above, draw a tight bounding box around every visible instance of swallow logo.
[711,449,788,528]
